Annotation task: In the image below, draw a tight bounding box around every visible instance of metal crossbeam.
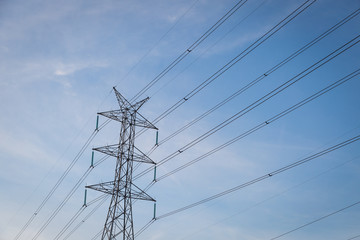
[86,182,155,201]
[93,144,155,164]
[98,110,157,129]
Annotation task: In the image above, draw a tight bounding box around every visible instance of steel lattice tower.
[86,87,157,240]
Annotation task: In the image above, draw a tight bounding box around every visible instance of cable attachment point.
[153,203,157,220]
[95,115,99,131]
[153,166,157,182]
[155,131,159,146]
[83,189,87,207]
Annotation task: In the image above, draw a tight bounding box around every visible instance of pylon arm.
[98,110,157,129]
[113,87,132,110]
[86,181,155,202]
[86,181,119,195]
[93,144,155,164]
[131,183,156,202]
[113,87,149,111]
[92,144,120,158]
[131,97,149,111]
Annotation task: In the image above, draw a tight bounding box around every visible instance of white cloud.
[53,61,108,77]
[0,58,108,89]
[54,69,69,76]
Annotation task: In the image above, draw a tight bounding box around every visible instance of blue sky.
[1,0,360,239]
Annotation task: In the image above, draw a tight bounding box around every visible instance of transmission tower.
[86,87,157,240]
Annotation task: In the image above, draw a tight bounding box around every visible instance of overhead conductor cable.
[130,0,249,103]
[135,32,360,180]
[147,7,360,153]
[155,134,360,220]
[156,68,360,181]
[136,0,317,137]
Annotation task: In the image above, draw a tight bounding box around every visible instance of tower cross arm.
[131,183,156,202]
[86,181,121,195]
[93,144,156,164]
[85,181,155,202]
[134,112,158,130]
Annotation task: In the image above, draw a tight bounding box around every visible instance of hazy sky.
[1,0,360,239]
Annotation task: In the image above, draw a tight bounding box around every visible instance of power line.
[91,229,103,240]
[53,206,86,240]
[11,80,113,240]
[148,0,269,100]
[132,136,360,235]
[135,33,360,180]
[30,165,94,240]
[13,116,111,240]
[134,219,156,238]
[270,199,360,239]
[154,134,360,220]
[62,195,109,240]
[347,235,360,240]
[146,7,360,153]
[136,0,317,138]
[143,128,360,238]
[54,194,108,240]
[155,68,360,181]
[163,34,360,156]
[130,0,249,103]
[178,155,360,240]
[114,0,200,89]
[13,128,99,240]
[5,115,96,231]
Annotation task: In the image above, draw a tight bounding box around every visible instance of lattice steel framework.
[86,87,157,240]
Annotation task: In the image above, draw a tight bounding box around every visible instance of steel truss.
[87,87,157,240]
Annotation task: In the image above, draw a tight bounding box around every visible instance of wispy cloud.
[53,61,108,77]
